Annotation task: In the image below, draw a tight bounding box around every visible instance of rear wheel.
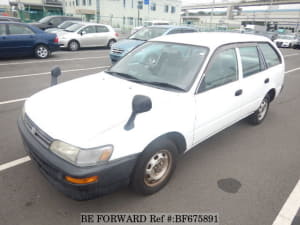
[247,95,270,125]
[131,139,178,195]
[68,40,80,51]
[34,44,50,59]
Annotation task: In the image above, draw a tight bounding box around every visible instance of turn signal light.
[65,175,99,184]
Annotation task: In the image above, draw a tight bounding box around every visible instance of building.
[63,0,181,31]
[181,0,300,32]
[1,0,63,21]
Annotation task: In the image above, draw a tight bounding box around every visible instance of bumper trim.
[18,116,139,200]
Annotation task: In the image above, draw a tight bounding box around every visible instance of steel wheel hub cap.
[144,150,172,187]
[258,99,267,120]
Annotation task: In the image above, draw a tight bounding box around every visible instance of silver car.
[57,22,118,51]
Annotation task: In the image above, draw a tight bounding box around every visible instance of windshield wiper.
[105,71,185,92]
[142,81,186,92]
[130,38,146,41]
[105,71,144,83]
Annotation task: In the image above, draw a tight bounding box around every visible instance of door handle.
[264,78,270,84]
[235,89,243,96]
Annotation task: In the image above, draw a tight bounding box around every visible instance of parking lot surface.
[0,47,300,225]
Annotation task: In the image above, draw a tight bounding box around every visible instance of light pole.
[209,0,215,30]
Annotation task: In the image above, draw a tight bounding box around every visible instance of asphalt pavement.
[0,47,299,225]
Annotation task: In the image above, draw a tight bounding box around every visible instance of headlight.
[49,140,113,167]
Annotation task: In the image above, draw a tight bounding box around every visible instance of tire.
[34,44,50,59]
[68,40,80,51]
[131,138,178,195]
[107,39,116,49]
[247,95,270,125]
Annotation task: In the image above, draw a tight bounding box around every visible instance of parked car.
[30,16,81,30]
[45,20,80,33]
[131,20,170,34]
[110,25,198,62]
[57,22,118,51]
[18,33,284,200]
[274,34,298,48]
[0,22,59,59]
[292,38,300,49]
[0,16,21,22]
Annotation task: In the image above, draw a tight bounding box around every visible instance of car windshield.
[65,23,84,32]
[58,21,76,29]
[107,42,208,92]
[129,27,169,41]
[38,16,51,23]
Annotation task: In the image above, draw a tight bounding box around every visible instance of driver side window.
[199,48,238,92]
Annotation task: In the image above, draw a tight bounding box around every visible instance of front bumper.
[58,39,69,48]
[109,53,124,62]
[18,116,139,200]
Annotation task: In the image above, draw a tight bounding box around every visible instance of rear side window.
[0,24,6,35]
[258,43,281,67]
[239,46,262,77]
[96,26,109,33]
[8,24,34,35]
[199,48,238,92]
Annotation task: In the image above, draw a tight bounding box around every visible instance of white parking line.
[0,56,108,66]
[0,156,31,172]
[0,65,110,80]
[272,179,300,225]
[284,53,299,58]
[285,67,300,75]
[0,98,26,105]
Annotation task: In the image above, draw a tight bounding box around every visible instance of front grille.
[111,48,124,54]
[24,114,53,148]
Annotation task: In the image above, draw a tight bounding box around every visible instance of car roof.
[151,32,271,48]
[149,25,197,29]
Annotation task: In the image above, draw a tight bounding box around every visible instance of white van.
[18,33,285,200]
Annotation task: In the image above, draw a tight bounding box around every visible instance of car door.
[193,46,244,144]
[95,25,110,46]
[237,43,268,115]
[79,25,97,47]
[6,23,36,55]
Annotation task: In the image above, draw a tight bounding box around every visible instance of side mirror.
[51,66,61,86]
[124,95,152,131]
[81,30,86,35]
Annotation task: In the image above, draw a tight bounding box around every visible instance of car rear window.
[0,24,6,35]
[8,24,34,35]
[239,46,262,77]
[258,43,281,67]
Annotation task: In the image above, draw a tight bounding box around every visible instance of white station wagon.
[18,33,285,200]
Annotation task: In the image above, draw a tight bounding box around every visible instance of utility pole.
[209,0,215,30]
[96,0,100,23]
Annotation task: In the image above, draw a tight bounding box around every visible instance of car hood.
[25,72,179,148]
[112,39,145,52]
[275,39,294,42]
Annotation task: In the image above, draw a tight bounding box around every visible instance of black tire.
[107,39,116,49]
[131,138,178,195]
[68,40,80,51]
[34,44,50,59]
[247,94,270,125]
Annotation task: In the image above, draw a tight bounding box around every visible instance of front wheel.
[34,44,50,59]
[247,95,270,125]
[131,139,178,195]
[107,39,116,49]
